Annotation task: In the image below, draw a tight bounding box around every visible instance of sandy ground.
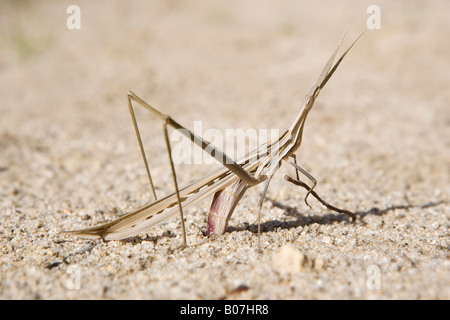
[0,1,448,299]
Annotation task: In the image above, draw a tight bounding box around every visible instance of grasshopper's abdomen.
[206,179,248,235]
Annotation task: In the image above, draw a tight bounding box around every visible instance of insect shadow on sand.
[226,199,447,234]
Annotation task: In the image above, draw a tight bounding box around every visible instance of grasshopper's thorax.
[285,87,320,156]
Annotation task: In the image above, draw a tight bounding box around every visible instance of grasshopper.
[67,30,364,248]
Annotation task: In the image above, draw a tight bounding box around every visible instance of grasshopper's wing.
[67,166,231,240]
[66,158,262,240]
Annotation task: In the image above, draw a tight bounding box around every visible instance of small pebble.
[272,244,309,274]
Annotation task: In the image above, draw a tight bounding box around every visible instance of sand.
[0,0,448,299]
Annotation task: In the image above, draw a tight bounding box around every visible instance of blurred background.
[1,0,448,211]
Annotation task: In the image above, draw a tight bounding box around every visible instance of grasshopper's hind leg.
[127,92,187,246]
[127,93,158,202]
[162,120,187,246]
